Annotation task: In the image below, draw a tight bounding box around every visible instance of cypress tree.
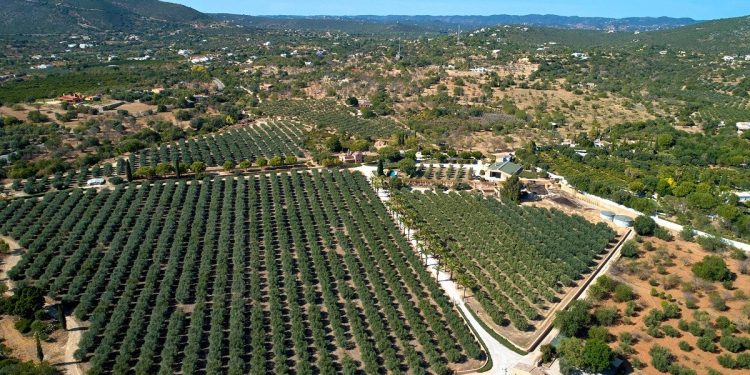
[175,158,181,179]
[57,304,66,330]
[377,159,385,176]
[36,333,44,362]
[125,160,133,182]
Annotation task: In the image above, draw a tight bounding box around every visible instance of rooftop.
[488,161,522,175]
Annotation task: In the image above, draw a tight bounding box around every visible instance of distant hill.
[0,0,210,34]
[218,14,699,33]
[631,16,750,53]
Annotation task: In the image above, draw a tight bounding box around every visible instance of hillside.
[632,15,750,53]
[0,0,209,34]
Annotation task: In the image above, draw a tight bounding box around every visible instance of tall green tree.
[35,333,43,362]
[125,160,133,182]
[501,175,522,203]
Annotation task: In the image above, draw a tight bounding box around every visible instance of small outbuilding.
[485,161,522,182]
[86,177,106,187]
[339,152,364,164]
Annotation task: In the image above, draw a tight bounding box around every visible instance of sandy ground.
[603,236,750,375]
[0,316,67,364]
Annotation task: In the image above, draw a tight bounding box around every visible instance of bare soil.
[603,236,750,375]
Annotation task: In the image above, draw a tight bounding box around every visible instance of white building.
[723,55,736,62]
[86,178,105,187]
[736,122,750,134]
[736,192,750,203]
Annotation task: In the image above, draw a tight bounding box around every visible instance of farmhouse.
[484,161,522,181]
[58,93,84,103]
[339,151,364,164]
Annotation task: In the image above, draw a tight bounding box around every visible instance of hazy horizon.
[166,0,750,19]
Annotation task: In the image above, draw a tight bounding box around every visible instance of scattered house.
[745,55,750,61]
[723,55,736,62]
[736,191,750,203]
[484,161,522,182]
[32,64,50,70]
[469,67,490,74]
[358,99,372,108]
[177,49,191,56]
[339,152,364,164]
[86,178,105,187]
[659,50,668,55]
[736,122,750,134]
[571,52,589,60]
[58,93,84,103]
[575,149,589,157]
[190,56,211,64]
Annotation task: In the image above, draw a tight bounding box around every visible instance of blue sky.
[167,0,750,19]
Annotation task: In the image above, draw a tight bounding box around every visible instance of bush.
[554,300,592,337]
[680,225,695,241]
[697,335,717,352]
[649,344,674,372]
[697,236,727,252]
[709,292,728,311]
[594,307,619,326]
[678,340,692,351]
[14,318,33,333]
[718,354,737,369]
[620,240,638,258]
[692,256,732,282]
[634,215,656,236]
[582,339,613,373]
[654,227,674,241]
[720,335,746,353]
[613,284,634,302]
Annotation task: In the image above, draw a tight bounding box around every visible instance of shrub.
[680,225,695,241]
[613,284,634,302]
[594,307,619,326]
[718,354,737,369]
[620,240,638,258]
[588,326,610,342]
[654,227,674,241]
[634,215,656,236]
[692,256,731,282]
[697,235,726,252]
[709,292,728,311]
[554,300,592,337]
[697,335,717,352]
[720,335,745,353]
[649,344,674,372]
[582,339,613,373]
[678,340,692,352]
